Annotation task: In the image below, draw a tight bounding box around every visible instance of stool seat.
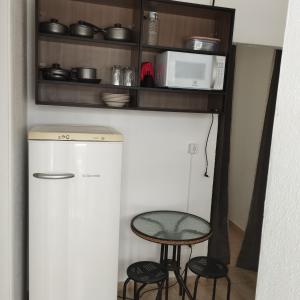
[127,261,168,284]
[188,256,228,279]
[183,256,231,300]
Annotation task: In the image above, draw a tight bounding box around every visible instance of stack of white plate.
[102,93,130,108]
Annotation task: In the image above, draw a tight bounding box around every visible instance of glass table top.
[131,211,212,245]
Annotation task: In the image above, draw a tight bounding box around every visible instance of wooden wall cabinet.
[36,0,235,114]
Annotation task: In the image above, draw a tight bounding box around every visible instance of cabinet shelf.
[39,80,225,95]
[39,33,138,50]
[139,86,225,95]
[142,44,226,56]
[72,0,138,9]
[39,79,138,91]
[37,100,221,114]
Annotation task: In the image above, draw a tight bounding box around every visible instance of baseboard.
[229,220,245,234]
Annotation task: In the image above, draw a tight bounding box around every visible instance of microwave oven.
[155,51,226,90]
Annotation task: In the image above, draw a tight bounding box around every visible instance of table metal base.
[160,245,193,300]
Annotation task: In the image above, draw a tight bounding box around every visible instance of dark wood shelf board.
[137,106,221,114]
[36,100,137,110]
[39,79,138,91]
[142,44,226,56]
[71,0,234,14]
[139,86,226,95]
[39,80,224,95]
[72,0,138,9]
[39,33,138,50]
[143,0,235,18]
[36,100,221,114]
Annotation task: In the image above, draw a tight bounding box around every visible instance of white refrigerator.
[28,125,123,300]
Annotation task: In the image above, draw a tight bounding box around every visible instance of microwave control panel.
[212,56,226,90]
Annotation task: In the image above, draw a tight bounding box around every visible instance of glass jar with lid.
[145,11,159,46]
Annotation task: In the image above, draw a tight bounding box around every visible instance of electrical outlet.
[188,143,199,155]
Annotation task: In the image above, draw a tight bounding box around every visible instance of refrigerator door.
[29,140,122,300]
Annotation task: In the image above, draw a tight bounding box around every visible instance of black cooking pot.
[101,23,132,42]
[40,64,70,81]
[69,21,101,38]
[39,19,68,35]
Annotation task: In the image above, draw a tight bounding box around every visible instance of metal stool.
[183,256,231,300]
[123,261,168,300]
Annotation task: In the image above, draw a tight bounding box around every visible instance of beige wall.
[228,45,274,230]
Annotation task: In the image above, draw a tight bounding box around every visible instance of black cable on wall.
[204,113,214,177]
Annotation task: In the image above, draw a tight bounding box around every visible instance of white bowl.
[102,93,129,98]
[103,96,129,102]
[103,95,129,99]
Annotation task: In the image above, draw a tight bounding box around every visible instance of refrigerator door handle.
[33,173,75,180]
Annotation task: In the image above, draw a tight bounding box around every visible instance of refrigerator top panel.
[28,125,123,142]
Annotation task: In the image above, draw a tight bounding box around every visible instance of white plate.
[103,99,129,103]
[104,101,127,108]
[103,98,129,102]
[102,93,129,97]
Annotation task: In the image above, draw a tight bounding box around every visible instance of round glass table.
[131,210,212,245]
[131,211,212,299]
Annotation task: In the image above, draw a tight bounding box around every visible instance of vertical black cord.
[212,0,215,6]
[204,113,214,177]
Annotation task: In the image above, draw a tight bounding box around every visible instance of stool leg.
[134,282,137,299]
[156,281,164,300]
[136,283,146,300]
[182,264,188,300]
[212,279,217,300]
[192,276,200,300]
[226,276,231,300]
[123,278,130,300]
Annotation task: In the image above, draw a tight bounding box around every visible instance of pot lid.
[41,18,59,24]
[106,23,130,30]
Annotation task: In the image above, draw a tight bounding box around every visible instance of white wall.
[27,0,218,281]
[0,0,12,298]
[256,0,300,298]
[228,45,274,230]
[0,0,27,299]
[176,0,288,47]
[27,107,218,282]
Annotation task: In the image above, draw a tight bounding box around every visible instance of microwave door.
[172,55,213,89]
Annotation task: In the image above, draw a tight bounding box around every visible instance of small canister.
[123,67,135,86]
[112,65,123,85]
